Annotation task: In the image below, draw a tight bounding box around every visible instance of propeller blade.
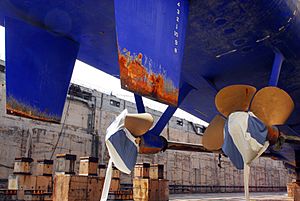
[250,87,294,126]
[124,113,154,137]
[215,85,257,117]
[202,115,226,151]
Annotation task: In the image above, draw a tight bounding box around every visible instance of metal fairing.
[1,0,300,161]
[5,17,79,123]
[115,0,188,106]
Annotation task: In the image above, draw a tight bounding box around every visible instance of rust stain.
[6,96,60,123]
[119,50,179,106]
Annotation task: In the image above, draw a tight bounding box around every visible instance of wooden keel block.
[149,164,164,179]
[112,166,120,179]
[109,178,120,192]
[35,176,52,191]
[134,163,150,178]
[79,156,98,176]
[87,176,104,201]
[36,160,53,176]
[53,174,104,201]
[108,189,133,200]
[55,154,76,175]
[8,175,18,190]
[98,164,106,178]
[133,178,169,201]
[158,179,169,201]
[133,178,159,201]
[13,157,33,175]
[286,182,300,201]
[8,175,36,191]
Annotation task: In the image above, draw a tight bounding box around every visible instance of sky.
[0,25,207,126]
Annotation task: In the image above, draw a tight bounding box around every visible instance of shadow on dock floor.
[170,192,293,201]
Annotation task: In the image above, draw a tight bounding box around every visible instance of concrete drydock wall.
[0,65,294,192]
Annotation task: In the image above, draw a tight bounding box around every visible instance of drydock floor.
[170,192,292,201]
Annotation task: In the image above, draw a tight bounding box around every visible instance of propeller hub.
[267,126,279,145]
